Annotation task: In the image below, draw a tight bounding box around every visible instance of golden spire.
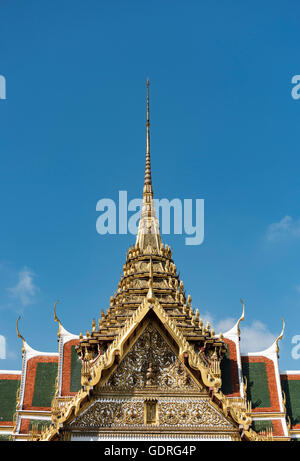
[136,79,162,252]
[145,79,152,187]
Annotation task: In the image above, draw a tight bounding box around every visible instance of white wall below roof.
[0,370,21,374]
[280,370,300,375]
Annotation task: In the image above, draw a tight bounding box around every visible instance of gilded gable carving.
[159,399,232,428]
[70,398,234,429]
[70,399,144,428]
[104,324,198,391]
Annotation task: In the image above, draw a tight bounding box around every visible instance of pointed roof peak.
[144,79,152,187]
[136,80,162,252]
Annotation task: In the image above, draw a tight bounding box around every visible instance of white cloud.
[8,267,37,306]
[201,312,236,334]
[240,321,276,353]
[0,335,6,359]
[266,215,300,242]
[200,311,276,353]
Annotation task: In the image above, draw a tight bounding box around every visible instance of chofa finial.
[16,316,25,346]
[53,300,61,324]
[53,300,62,336]
[237,298,246,336]
[275,318,285,355]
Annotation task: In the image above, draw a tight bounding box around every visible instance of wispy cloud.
[201,312,236,334]
[8,267,38,307]
[0,335,6,359]
[201,311,276,353]
[240,321,276,353]
[266,215,300,242]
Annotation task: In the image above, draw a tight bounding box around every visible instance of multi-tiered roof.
[77,80,226,363]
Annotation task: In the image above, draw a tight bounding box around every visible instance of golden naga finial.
[275,318,285,355]
[237,298,246,336]
[16,316,25,343]
[16,316,25,353]
[53,300,62,337]
[53,300,60,324]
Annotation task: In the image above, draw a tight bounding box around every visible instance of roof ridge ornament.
[53,300,62,337]
[16,316,26,356]
[275,318,285,355]
[16,316,25,346]
[237,298,246,337]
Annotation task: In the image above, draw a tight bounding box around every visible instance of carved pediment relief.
[158,399,233,428]
[103,324,198,391]
[69,397,234,430]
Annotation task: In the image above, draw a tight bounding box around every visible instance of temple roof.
[1,81,297,442]
[76,81,226,361]
[0,371,21,427]
[280,371,300,431]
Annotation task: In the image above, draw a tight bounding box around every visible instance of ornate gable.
[103,324,198,391]
[65,321,238,439]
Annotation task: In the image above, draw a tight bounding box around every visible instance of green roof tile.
[281,379,300,426]
[0,378,20,423]
[252,420,273,433]
[221,345,233,395]
[29,419,51,432]
[31,362,57,408]
[70,346,81,393]
[242,361,271,408]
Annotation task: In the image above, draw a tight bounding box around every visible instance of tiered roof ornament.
[136,79,162,252]
[76,80,226,363]
[36,81,287,442]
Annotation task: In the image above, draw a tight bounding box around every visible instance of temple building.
[0,82,300,441]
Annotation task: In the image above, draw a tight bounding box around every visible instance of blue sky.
[0,0,300,371]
